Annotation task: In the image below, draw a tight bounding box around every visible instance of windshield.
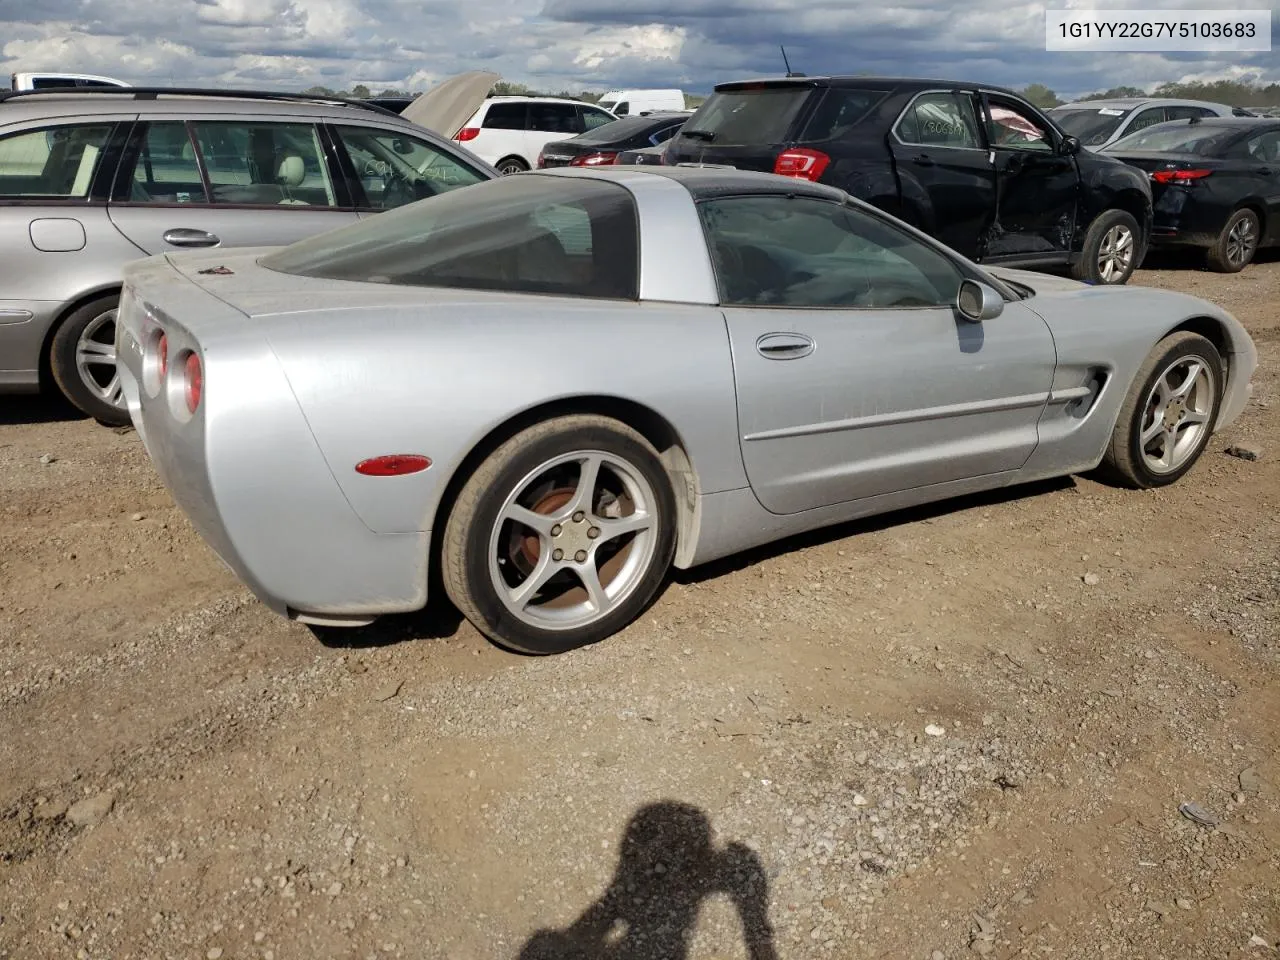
[677,86,815,145]
[1050,107,1131,145]
[1108,123,1239,155]
[598,100,616,111]
[260,174,640,300]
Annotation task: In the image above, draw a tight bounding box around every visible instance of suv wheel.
[496,156,529,176]
[49,294,130,425]
[1072,209,1142,285]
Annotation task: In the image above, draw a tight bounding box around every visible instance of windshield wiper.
[680,129,716,141]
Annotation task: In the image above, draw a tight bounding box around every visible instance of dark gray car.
[0,86,498,423]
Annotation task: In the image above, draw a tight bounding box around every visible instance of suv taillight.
[454,127,480,142]
[184,352,202,414]
[569,151,618,166]
[774,148,830,181]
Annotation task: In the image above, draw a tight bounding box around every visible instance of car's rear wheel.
[49,294,129,425]
[1099,331,1223,488]
[1205,208,1260,273]
[495,156,528,176]
[1072,209,1141,285]
[441,415,677,654]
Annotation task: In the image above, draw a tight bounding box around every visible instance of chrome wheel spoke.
[501,503,557,538]
[1140,416,1165,446]
[77,339,116,365]
[568,454,603,514]
[594,511,653,544]
[508,553,559,607]
[1182,408,1209,426]
[577,562,609,614]
[1170,361,1203,400]
[1159,428,1179,469]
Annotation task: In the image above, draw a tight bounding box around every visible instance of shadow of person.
[518,801,778,960]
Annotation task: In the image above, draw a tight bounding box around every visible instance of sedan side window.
[984,100,1053,151]
[649,123,683,145]
[895,93,982,149]
[190,121,337,207]
[1245,130,1280,162]
[333,125,486,210]
[125,122,209,204]
[0,123,114,199]
[1128,107,1169,132]
[1164,105,1211,122]
[698,195,965,309]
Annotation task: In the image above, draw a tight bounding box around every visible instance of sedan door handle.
[1256,166,1274,176]
[162,228,221,248]
[911,154,935,166]
[755,332,815,360]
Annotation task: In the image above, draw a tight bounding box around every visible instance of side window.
[1163,106,1210,121]
[1128,107,1168,132]
[529,103,580,134]
[1245,130,1280,162]
[0,123,114,199]
[650,123,683,145]
[190,121,336,207]
[698,195,965,309]
[482,103,528,130]
[895,93,981,149]
[582,107,614,131]
[615,101,630,116]
[126,122,208,204]
[984,101,1053,151]
[333,125,486,210]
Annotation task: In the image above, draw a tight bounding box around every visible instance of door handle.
[912,154,935,166]
[1256,166,1274,176]
[755,332,815,360]
[162,228,221,247]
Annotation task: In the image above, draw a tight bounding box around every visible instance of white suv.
[453,97,616,174]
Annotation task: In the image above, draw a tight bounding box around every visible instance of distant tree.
[350,84,371,98]
[376,88,412,98]
[1077,85,1147,101]
[1152,78,1280,107]
[301,85,337,96]
[1020,83,1062,108]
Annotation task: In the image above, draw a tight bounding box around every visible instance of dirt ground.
[1,252,1277,960]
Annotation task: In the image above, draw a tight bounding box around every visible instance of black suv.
[665,77,1154,284]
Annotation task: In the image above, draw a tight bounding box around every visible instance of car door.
[699,193,1056,515]
[1239,128,1280,242]
[887,90,996,259]
[978,93,1079,260]
[106,116,357,255]
[325,122,491,218]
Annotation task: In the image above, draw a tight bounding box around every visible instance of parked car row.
[2,71,1277,432]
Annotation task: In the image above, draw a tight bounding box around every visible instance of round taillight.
[184,351,202,413]
[157,333,168,380]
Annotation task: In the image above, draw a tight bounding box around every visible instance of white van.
[597,89,685,116]
[10,72,129,90]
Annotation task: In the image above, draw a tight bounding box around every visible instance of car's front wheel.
[1072,209,1142,285]
[441,415,677,654]
[49,294,130,425]
[1099,331,1223,488]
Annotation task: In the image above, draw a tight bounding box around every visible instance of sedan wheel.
[1206,209,1260,273]
[442,415,677,654]
[49,294,130,425]
[1099,331,1222,488]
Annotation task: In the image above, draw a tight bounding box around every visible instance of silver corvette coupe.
[116,167,1257,654]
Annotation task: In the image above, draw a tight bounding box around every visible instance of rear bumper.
[0,299,61,391]
[117,274,430,622]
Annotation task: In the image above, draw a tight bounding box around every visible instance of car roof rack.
[0,86,402,117]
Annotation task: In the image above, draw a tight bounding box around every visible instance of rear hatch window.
[666,84,819,171]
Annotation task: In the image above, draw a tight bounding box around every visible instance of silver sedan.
[115,167,1257,654]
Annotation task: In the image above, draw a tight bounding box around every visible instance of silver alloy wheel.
[488,450,659,631]
[1139,355,1215,474]
[75,308,123,408]
[1097,224,1135,282]
[1225,214,1258,268]
[497,160,525,175]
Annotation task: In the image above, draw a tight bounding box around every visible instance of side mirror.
[1059,135,1081,156]
[956,279,1005,323]
[391,138,414,155]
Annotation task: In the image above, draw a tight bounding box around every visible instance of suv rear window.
[680,86,816,145]
[261,175,639,300]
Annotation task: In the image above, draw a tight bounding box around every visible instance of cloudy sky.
[1,0,1277,99]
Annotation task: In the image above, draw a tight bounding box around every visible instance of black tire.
[49,294,129,425]
[1071,209,1142,285]
[441,415,677,655]
[1098,331,1223,489]
[495,156,528,176]
[1205,208,1260,273]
